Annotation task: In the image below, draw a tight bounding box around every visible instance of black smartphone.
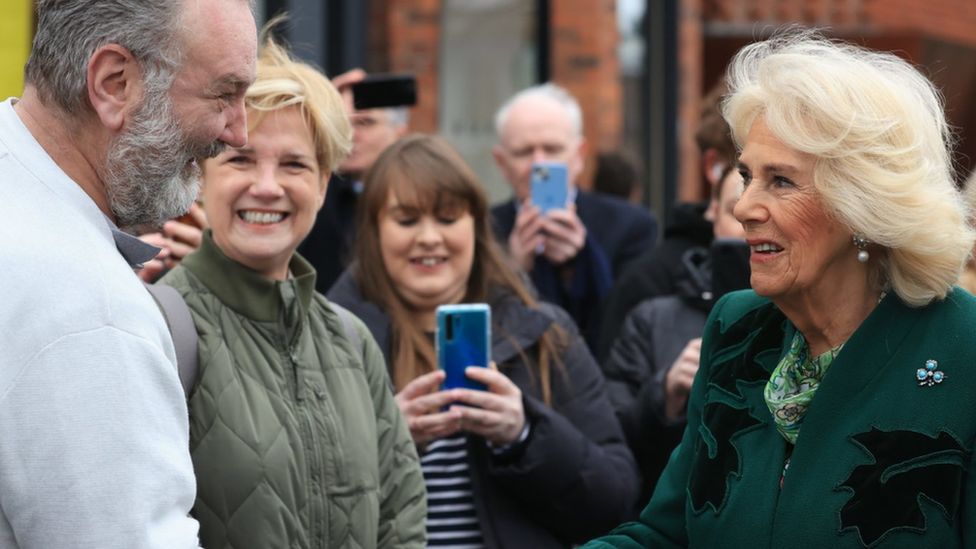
[351,73,418,110]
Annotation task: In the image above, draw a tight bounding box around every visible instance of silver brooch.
[916,359,946,387]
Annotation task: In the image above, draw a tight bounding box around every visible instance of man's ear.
[491,144,506,171]
[86,44,141,132]
[569,137,588,185]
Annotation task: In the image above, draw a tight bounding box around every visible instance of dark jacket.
[585,289,976,548]
[602,246,710,499]
[603,239,750,499]
[298,174,360,294]
[328,270,641,548]
[491,190,658,349]
[594,202,712,361]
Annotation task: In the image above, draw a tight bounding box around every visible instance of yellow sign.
[0,0,32,100]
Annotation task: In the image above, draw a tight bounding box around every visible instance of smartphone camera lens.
[534,166,549,180]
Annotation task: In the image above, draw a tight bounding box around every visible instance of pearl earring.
[853,235,870,263]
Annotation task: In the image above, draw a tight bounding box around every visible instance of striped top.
[421,435,485,548]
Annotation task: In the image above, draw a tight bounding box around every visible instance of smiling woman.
[156,28,427,548]
[583,28,976,549]
[328,134,640,548]
[202,106,324,280]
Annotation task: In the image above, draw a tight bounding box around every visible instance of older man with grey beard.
[0,1,256,548]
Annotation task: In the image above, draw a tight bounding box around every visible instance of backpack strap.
[145,283,199,397]
[329,302,362,353]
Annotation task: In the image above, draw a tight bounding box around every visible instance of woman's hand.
[664,337,701,421]
[395,370,463,446]
[450,364,526,446]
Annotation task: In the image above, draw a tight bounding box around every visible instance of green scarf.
[764,332,843,445]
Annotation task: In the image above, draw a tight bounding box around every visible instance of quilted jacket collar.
[181,229,317,322]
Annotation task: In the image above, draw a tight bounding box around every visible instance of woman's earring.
[853,235,870,263]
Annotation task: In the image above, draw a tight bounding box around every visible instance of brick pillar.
[386,0,442,133]
[678,0,705,202]
[550,0,621,190]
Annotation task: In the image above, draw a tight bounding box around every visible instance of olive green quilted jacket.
[160,232,426,548]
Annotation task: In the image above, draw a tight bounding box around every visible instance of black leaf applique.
[837,428,968,547]
[709,303,784,398]
[686,302,781,514]
[689,401,763,512]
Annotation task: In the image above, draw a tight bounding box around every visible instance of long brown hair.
[353,134,565,404]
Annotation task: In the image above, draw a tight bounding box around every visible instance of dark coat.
[328,270,641,548]
[602,246,711,501]
[491,190,658,349]
[298,174,360,294]
[603,237,750,499]
[585,289,976,548]
[594,202,713,361]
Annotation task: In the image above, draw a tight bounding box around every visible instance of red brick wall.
[678,0,705,202]
[866,0,976,48]
[376,0,976,202]
[381,0,623,189]
[684,0,976,200]
[385,0,442,134]
[551,0,622,190]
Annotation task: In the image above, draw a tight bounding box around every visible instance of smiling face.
[201,106,326,280]
[168,0,257,153]
[378,189,475,315]
[733,117,858,303]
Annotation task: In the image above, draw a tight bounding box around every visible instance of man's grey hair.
[24,0,255,116]
[493,83,583,139]
[24,0,186,115]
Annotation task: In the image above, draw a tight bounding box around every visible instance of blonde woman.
[586,29,976,548]
[159,33,425,548]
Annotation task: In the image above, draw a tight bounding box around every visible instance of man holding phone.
[490,84,657,347]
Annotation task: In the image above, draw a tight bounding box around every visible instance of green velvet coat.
[584,289,976,549]
[160,232,426,548]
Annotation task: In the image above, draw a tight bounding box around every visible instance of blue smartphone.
[436,304,491,391]
[530,162,569,214]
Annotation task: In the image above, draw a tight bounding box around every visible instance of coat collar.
[181,229,317,322]
[490,292,555,364]
[794,291,918,417]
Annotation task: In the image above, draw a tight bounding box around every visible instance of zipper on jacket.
[279,281,329,547]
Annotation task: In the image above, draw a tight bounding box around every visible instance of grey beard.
[104,84,223,233]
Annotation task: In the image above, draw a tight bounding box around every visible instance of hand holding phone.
[436,304,490,391]
[530,162,569,214]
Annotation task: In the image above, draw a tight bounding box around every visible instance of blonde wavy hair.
[243,22,351,177]
[724,29,974,306]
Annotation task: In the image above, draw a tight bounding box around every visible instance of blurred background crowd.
[3,0,976,221]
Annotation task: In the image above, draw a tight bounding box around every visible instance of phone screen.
[351,74,418,110]
[436,304,490,391]
[530,162,569,214]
